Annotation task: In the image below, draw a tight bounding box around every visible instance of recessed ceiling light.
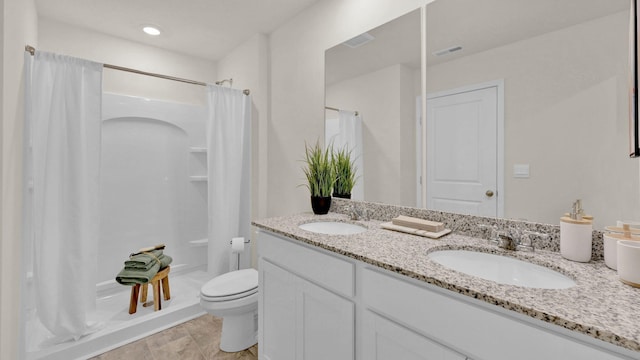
[143,26,161,36]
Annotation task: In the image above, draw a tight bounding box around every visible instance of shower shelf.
[189,238,208,247]
[189,147,207,153]
[189,175,208,182]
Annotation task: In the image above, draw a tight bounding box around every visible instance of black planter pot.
[332,192,351,199]
[310,196,332,215]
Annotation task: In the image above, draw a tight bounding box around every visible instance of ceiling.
[426,0,629,65]
[36,0,630,76]
[326,0,629,85]
[325,9,421,85]
[35,0,321,61]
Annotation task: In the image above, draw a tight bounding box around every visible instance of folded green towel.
[116,249,173,286]
[115,262,160,285]
[157,254,172,269]
[124,250,172,270]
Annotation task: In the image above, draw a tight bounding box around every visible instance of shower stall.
[24,93,212,360]
[22,49,252,360]
[99,93,208,290]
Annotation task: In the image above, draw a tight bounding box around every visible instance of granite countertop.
[253,212,640,354]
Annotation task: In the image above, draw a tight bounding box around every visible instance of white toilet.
[200,268,259,352]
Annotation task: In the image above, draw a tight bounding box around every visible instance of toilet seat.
[200,268,258,302]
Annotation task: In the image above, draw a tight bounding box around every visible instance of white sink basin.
[298,221,367,235]
[428,250,575,289]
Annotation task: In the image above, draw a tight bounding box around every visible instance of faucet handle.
[517,230,549,252]
[349,204,359,220]
[349,204,369,221]
[477,224,499,244]
[359,207,370,221]
[517,232,534,252]
[497,231,517,250]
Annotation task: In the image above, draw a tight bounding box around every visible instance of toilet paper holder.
[229,239,251,244]
[230,237,251,271]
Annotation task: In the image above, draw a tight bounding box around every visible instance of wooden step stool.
[129,266,171,314]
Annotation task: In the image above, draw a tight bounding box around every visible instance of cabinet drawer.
[258,230,355,298]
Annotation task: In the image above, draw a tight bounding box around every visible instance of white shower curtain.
[326,110,364,200]
[25,51,103,342]
[206,86,251,277]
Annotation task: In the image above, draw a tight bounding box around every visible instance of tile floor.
[89,314,258,360]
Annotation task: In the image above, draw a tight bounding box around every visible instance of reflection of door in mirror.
[426,0,638,228]
[325,9,421,207]
[426,81,504,218]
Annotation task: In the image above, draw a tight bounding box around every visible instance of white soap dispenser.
[560,200,593,262]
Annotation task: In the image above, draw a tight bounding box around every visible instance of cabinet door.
[362,311,466,360]
[297,278,355,360]
[260,258,355,360]
[259,259,297,360]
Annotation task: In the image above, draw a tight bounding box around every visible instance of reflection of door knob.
[486,190,494,197]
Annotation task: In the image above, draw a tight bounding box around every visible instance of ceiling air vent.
[433,45,463,56]
[342,32,375,48]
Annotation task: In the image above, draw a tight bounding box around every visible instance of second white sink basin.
[298,221,367,235]
[428,250,575,289]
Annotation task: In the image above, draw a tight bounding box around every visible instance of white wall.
[426,11,638,227]
[268,0,432,216]
[1,0,37,358]
[38,18,217,105]
[215,33,270,267]
[326,64,419,206]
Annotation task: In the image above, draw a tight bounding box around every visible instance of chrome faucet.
[349,204,369,221]
[478,224,549,252]
[477,224,500,246]
[516,230,549,252]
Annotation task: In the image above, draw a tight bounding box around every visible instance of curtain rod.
[25,45,250,96]
[325,106,359,116]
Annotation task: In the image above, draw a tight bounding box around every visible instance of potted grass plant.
[302,141,335,214]
[332,146,357,199]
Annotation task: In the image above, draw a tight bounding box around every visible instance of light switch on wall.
[513,164,530,178]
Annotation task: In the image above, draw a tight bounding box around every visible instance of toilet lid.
[201,268,258,301]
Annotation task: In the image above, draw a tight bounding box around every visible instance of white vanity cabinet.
[257,230,637,360]
[258,231,355,360]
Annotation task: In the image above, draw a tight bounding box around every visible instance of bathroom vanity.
[254,210,640,360]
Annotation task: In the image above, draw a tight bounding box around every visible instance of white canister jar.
[617,220,640,228]
[617,240,640,287]
[603,233,626,270]
[603,225,640,270]
[560,217,592,262]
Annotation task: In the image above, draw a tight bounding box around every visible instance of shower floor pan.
[26,268,210,360]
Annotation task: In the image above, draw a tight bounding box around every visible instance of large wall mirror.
[325,0,640,229]
[325,9,422,207]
